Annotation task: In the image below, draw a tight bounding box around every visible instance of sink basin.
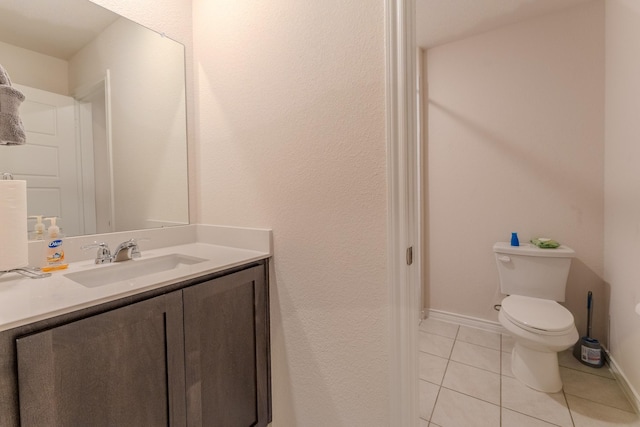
[65,254,207,288]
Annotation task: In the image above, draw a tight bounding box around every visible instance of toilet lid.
[501,295,574,335]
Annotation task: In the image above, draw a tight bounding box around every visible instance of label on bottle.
[46,239,65,264]
[48,239,63,249]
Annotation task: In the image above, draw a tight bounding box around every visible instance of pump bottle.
[28,215,45,240]
[42,217,68,272]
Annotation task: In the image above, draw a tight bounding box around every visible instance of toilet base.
[511,342,562,393]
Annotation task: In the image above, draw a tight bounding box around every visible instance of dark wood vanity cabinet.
[16,291,187,427]
[0,261,271,427]
[184,265,270,427]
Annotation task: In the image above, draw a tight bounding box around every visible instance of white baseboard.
[605,349,640,414]
[426,309,506,334]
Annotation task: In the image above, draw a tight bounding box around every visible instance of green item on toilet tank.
[530,238,560,249]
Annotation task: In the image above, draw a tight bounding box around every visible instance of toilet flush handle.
[498,255,511,262]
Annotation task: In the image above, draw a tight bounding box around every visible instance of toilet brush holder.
[573,291,604,368]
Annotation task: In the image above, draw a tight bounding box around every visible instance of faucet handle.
[130,244,142,259]
[129,238,150,259]
[81,242,112,264]
[131,237,151,258]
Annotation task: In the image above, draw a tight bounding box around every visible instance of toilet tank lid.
[493,242,575,258]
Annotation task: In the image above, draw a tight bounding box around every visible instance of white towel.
[0,64,26,145]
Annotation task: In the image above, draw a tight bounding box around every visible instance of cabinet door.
[183,265,269,427]
[16,291,186,427]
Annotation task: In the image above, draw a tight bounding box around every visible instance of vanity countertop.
[0,242,270,332]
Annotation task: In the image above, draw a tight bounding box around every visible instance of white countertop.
[0,241,270,332]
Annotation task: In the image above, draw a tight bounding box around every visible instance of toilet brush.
[573,291,604,368]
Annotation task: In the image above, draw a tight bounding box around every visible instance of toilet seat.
[501,295,574,336]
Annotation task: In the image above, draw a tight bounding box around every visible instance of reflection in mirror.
[0,0,189,237]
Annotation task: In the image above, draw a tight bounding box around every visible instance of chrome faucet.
[82,238,143,264]
[112,238,142,262]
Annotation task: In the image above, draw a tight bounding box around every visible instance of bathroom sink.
[65,253,207,288]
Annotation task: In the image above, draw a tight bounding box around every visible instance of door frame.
[386,0,421,425]
[74,70,115,234]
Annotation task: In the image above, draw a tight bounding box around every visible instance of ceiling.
[0,0,118,59]
[1,0,595,59]
[416,0,596,49]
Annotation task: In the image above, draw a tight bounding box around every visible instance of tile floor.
[419,318,640,427]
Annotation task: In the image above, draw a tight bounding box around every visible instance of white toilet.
[494,242,578,393]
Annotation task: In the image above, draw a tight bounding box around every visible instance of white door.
[0,85,82,237]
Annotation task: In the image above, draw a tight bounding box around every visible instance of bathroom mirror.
[0,0,189,237]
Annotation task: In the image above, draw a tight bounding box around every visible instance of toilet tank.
[493,242,575,301]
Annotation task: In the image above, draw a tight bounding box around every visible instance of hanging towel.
[0,64,26,145]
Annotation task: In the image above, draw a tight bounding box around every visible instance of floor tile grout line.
[418,327,458,341]
[452,331,502,347]
[562,389,576,427]
[560,361,636,413]
[501,406,565,427]
[453,339,502,352]
[427,325,459,423]
[455,328,503,351]
[428,378,442,422]
[418,330,456,359]
[560,364,617,380]
[449,333,502,375]
[563,391,638,414]
[429,363,447,423]
[418,349,449,365]
[439,385,501,408]
[418,348,449,359]
[446,326,460,360]
[447,358,501,376]
[438,329,507,423]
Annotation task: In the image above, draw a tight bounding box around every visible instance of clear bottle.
[41,217,68,272]
[28,215,45,240]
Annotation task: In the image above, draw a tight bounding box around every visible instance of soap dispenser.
[28,215,45,240]
[42,217,68,272]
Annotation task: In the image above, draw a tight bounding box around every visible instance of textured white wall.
[192,0,389,424]
[426,1,606,337]
[0,41,68,95]
[604,0,640,404]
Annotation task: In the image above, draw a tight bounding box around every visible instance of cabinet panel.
[16,291,186,427]
[184,265,269,427]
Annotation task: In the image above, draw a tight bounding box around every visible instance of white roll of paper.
[0,180,28,271]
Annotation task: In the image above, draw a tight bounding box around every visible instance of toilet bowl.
[499,295,578,392]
